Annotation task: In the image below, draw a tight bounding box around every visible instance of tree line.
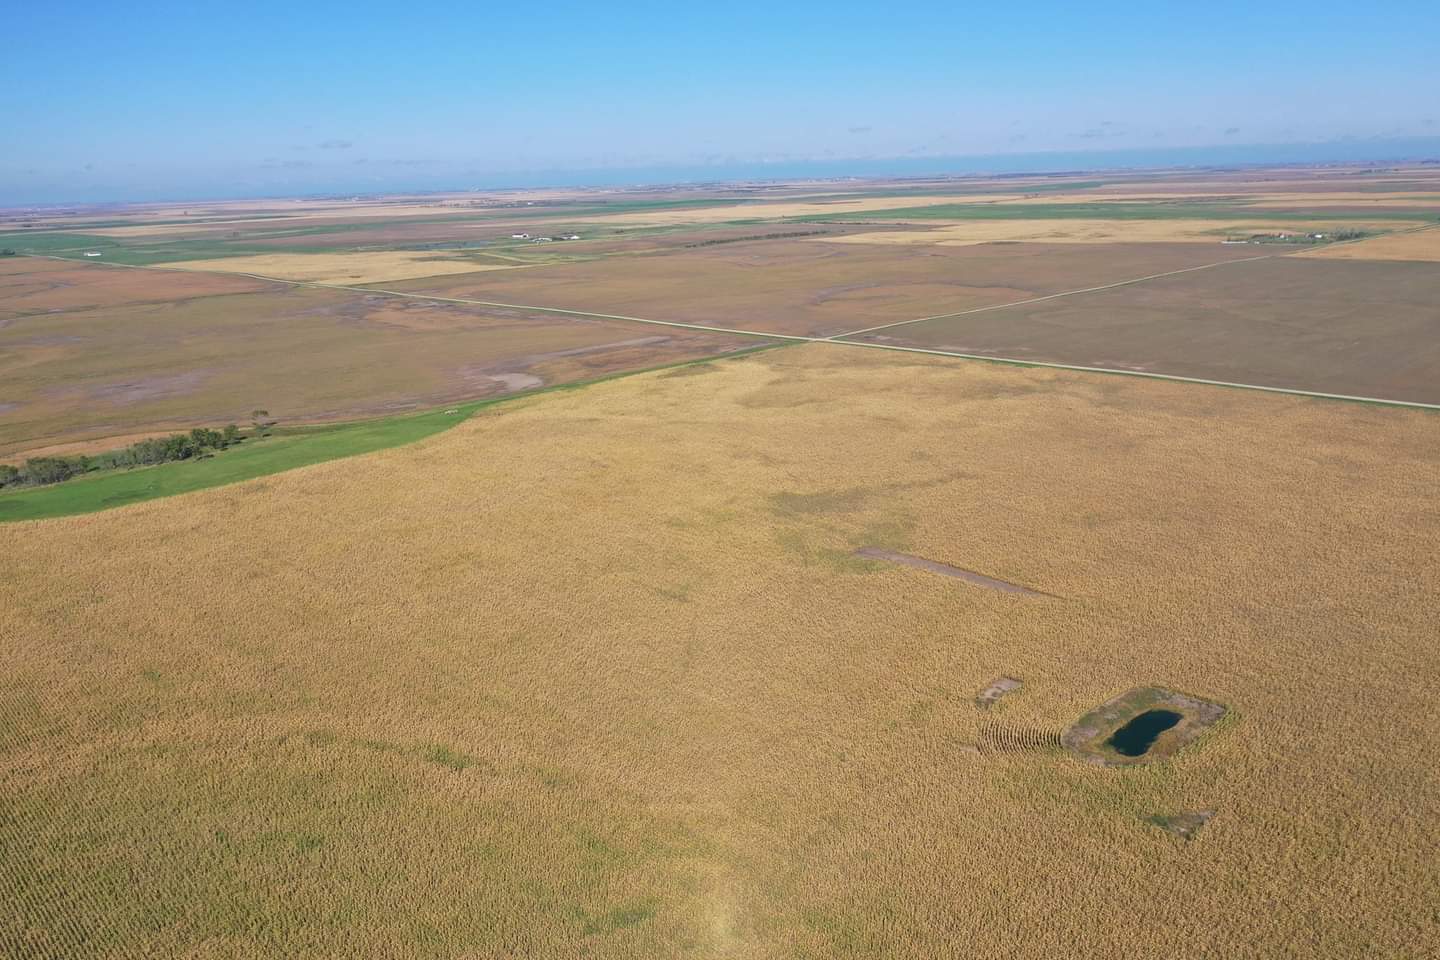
[1,424,244,490]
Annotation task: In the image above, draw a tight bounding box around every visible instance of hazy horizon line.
[5,135,1440,210]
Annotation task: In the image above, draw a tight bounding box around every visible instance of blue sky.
[3,1,1438,203]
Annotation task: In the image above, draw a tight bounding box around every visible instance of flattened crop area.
[0,279,756,456]
[381,240,1270,337]
[847,256,1440,403]
[3,346,1437,958]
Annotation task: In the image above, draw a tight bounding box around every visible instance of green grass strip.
[0,345,782,523]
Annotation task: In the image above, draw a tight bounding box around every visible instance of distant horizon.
[5,135,1440,209]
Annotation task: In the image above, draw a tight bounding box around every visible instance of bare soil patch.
[855,547,1051,596]
[976,676,1023,708]
[1149,810,1217,839]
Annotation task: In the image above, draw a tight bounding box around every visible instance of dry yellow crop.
[1297,225,1440,262]
[812,218,1415,245]
[592,194,1023,226]
[164,251,522,284]
[3,344,1437,957]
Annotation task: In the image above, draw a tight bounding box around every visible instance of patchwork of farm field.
[382,239,1271,337]
[3,346,1437,958]
[4,165,1439,457]
[845,256,1440,403]
[0,257,756,458]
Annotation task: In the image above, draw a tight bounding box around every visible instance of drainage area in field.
[1064,687,1226,766]
[855,547,1052,597]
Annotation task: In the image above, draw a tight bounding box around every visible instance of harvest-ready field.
[3,346,1438,957]
[3,165,1440,958]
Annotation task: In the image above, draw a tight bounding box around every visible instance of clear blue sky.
[3,0,1438,203]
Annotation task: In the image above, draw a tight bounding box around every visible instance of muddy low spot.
[1149,810,1216,840]
[1064,687,1226,767]
[976,676,1023,709]
[855,547,1052,597]
[487,373,543,392]
[77,370,212,406]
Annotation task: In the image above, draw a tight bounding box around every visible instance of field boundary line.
[821,339,1440,410]
[831,253,1278,339]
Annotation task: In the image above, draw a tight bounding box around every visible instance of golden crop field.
[1298,225,1440,262]
[165,251,523,284]
[3,344,1437,958]
[813,217,1415,245]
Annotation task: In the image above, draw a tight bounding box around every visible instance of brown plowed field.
[0,280,756,457]
[0,257,275,321]
[382,240,1270,337]
[848,256,1440,402]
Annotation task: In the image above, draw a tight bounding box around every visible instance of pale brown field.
[1297,225,1440,262]
[386,239,1269,337]
[852,256,1440,403]
[0,257,274,320]
[164,251,522,284]
[0,278,754,457]
[3,345,1437,958]
[590,194,1021,226]
[814,218,1416,245]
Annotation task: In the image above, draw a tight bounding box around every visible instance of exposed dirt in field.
[855,547,1052,596]
[976,676,1024,709]
[1150,810,1217,839]
[75,369,214,406]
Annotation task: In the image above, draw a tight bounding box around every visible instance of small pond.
[1107,709,1182,757]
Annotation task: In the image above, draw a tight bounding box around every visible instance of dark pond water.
[1107,709,1183,757]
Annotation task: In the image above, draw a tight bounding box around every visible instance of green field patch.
[422,744,477,771]
[0,405,474,523]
